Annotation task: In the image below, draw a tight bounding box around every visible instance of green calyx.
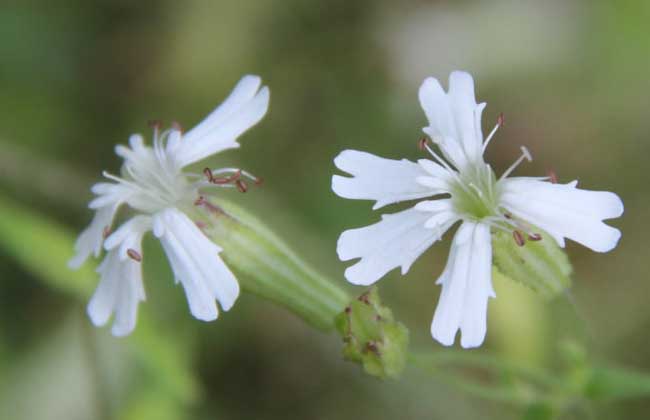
[193,197,350,331]
[451,163,500,221]
[492,228,573,298]
[335,287,409,380]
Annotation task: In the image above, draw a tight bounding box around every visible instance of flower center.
[450,163,500,221]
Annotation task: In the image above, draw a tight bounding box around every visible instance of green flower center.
[450,163,501,221]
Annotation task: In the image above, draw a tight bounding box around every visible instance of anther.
[203,168,214,182]
[102,226,111,239]
[364,341,380,355]
[254,176,264,186]
[528,233,542,241]
[418,137,429,151]
[513,230,525,247]
[497,113,505,126]
[235,179,248,193]
[195,221,207,230]
[127,248,142,262]
[520,146,532,162]
[548,169,558,184]
[148,120,162,129]
[194,195,206,206]
[171,121,183,133]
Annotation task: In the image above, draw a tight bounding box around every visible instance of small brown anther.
[203,168,214,182]
[418,137,428,151]
[148,119,162,129]
[127,248,142,262]
[528,233,542,241]
[344,306,351,314]
[194,195,206,206]
[102,226,111,239]
[497,113,505,126]
[504,212,513,219]
[364,341,380,356]
[254,177,264,186]
[548,169,558,184]
[235,179,248,193]
[357,291,371,304]
[171,121,183,133]
[195,221,207,230]
[513,230,525,247]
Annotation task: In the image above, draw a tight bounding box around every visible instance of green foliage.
[196,197,350,331]
[492,229,572,298]
[0,195,199,419]
[335,287,409,380]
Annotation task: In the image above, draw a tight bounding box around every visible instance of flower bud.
[335,287,409,379]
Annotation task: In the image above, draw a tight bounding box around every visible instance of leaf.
[492,229,572,298]
[585,365,650,401]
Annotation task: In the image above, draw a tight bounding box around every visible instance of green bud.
[335,287,409,380]
[491,229,572,298]
[193,197,349,331]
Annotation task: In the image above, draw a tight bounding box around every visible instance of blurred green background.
[1,1,649,419]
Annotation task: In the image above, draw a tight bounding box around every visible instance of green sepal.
[492,229,572,298]
[194,197,349,331]
[335,287,409,380]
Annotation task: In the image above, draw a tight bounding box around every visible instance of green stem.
[408,351,563,405]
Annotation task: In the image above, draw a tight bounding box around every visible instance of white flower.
[70,75,270,336]
[332,71,623,348]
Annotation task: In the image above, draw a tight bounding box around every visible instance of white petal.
[175,75,270,167]
[337,207,458,286]
[153,208,240,320]
[69,205,118,269]
[104,215,152,252]
[418,71,485,169]
[500,178,623,252]
[332,150,442,210]
[431,222,494,348]
[87,234,146,337]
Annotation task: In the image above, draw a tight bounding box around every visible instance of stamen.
[194,195,206,206]
[500,146,533,180]
[235,179,248,193]
[171,121,183,133]
[547,169,558,184]
[528,233,542,241]
[195,221,207,230]
[127,248,142,262]
[418,137,428,151]
[482,113,504,153]
[513,230,525,247]
[102,226,111,239]
[211,170,241,185]
[203,167,215,183]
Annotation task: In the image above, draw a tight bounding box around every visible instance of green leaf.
[335,287,409,379]
[492,229,572,298]
[195,197,350,331]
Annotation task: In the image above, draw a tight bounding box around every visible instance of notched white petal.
[431,222,494,349]
[153,208,240,321]
[500,178,624,253]
[87,236,146,337]
[176,75,270,167]
[332,150,438,209]
[337,207,457,286]
[418,71,485,169]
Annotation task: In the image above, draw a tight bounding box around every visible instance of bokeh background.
[1,1,649,419]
